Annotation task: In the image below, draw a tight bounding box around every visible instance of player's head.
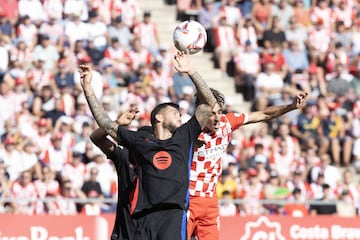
[150,102,181,133]
[195,88,225,132]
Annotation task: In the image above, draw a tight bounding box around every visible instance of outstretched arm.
[78,65,118,139]
[246,92,308,124]
[174,51,217,128]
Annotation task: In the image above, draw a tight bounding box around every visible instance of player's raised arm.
[78,64,118,139]
[173,51,217,129]
[246,92,309,124]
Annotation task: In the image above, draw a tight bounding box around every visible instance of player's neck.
[154,127,173,141]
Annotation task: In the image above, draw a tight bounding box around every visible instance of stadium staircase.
[139,0,251,114]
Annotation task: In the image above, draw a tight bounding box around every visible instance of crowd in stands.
[0,0,360,218]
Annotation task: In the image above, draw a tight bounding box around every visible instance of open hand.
[78,64,93,86]
[173,51,195,74]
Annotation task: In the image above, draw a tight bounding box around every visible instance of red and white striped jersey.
[214,25,237,49]
[127,48,152,70]
[307,26,332,53]
[133,21,159,50]
[189,113,248,198]
[11,181,39,214]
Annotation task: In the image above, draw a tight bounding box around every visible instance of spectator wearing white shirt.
[87,11,108,51]
[310,153,341,190]
[0,137,23,181]
[42,0,63,21]
[16,15,38,48]
[219,190,237,217]
[107,16,133,50]
[63,0,88,22]
[234,40,260,101]
[32,34,60,72]
[18,0,46,24]
[64,14,89,48]
[255,62,284,104]
[86,154,116,198]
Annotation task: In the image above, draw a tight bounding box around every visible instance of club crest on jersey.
[153,151,172,170]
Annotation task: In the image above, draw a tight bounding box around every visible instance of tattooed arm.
[78,65,118,139]
[173,51,217,129]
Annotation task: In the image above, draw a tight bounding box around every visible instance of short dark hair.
[150,102,179,126]
[195,88,225,107]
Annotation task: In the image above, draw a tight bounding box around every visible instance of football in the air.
[173,20,207,55]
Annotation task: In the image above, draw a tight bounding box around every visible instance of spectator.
[197,0,219,52]
[32,34,60,72]
[107,16,133,51]
[293,0,311,27]
[336,189,357,217]
[321,105,352,166]
[64,13,89,48]
[10,170,39,214]
[33,166,60,213]
[52,180,80,215]
[0,137,23,181]
[149,61,176,102]
[237,17,258,50]
[63,0,88,22]
[310,183,337,215]
[234,40,260,101]
[291,104,329,154]
[61,151,86,190]
[110,0,140,28]
[42,133,72,178]
[255,62,284,104]
[219,190,237,217]
[0,163,11,213]
[213,15,237,77]
[16,15,38,48]
[310,153,341,190]
[220,0,242,29]
[270,0,294,31]
[18,0,45,24]
[242,168,264,215]
[251,0,272,37]
[283,40,309,77]
[282,187,309,217]
[133,11,160,56]
[262,16,287,49]
[285,16,308,52]
[87,11,108,52]
[263,171,289,214]
[86,153,116,198]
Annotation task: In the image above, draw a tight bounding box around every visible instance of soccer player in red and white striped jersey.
[187,89,308,240]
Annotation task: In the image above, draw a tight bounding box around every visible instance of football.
[173,20,207,55]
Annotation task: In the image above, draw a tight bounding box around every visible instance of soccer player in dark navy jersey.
[79,51,217,240]
[90,109,139,240]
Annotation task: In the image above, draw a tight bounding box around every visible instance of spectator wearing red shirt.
[282,187,309,217]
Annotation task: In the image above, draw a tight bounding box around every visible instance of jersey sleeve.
[225,112,248,130]
[177,115,202,142]
[116,126,137,148]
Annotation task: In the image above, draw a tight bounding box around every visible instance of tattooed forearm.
[82,85,118,139]
[195,104,212,129]
[188,71,216,107]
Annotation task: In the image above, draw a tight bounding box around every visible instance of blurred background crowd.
[0,0,360,218]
